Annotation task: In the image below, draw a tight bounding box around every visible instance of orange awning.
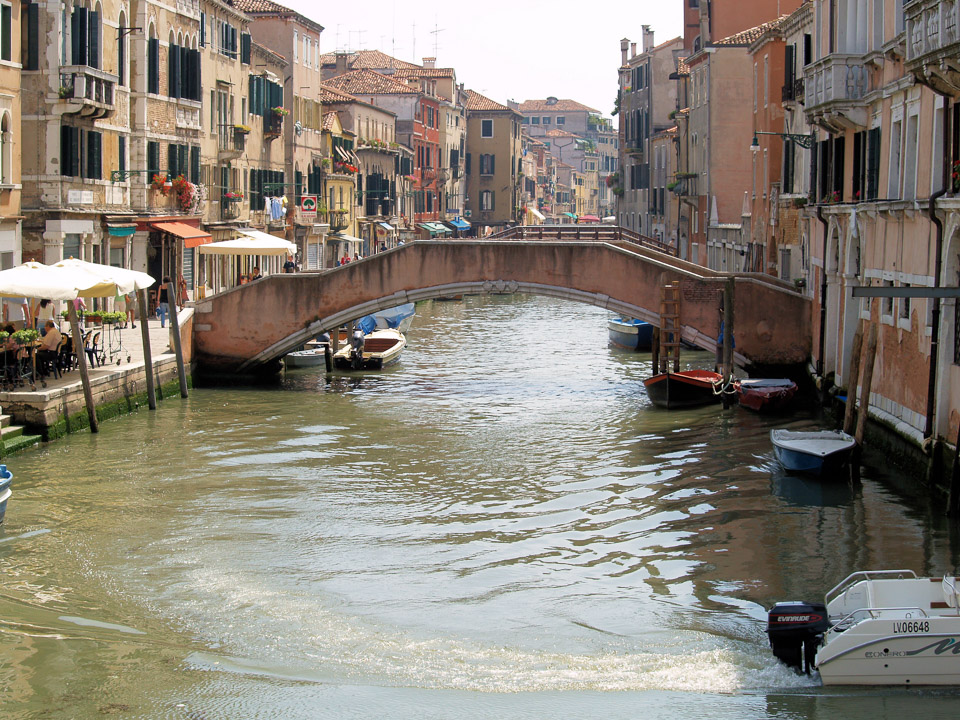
[152,222,212,248]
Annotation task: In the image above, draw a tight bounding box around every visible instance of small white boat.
[0,464,11,525]
[333,328,405,370]
[283,348,328,368]
[770,429,856,476]
[767,570,960,685]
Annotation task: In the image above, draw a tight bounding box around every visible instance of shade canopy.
[447,217,471,230]
[152,221,212,248]
[0,260,156,300]
[579,214,601,222]
[198,229,296,256]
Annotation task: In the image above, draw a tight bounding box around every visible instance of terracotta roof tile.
[465,89,510,112]
[545,128,580,138]
[319,49,418,71]
[713,17,788,46]
[676,57,690,75]
[324,69,419,96]
[322,112,337,131]
[318,84,360,104]
[516,98,599,113]
[394,67,455,79]
[229,0,291,12]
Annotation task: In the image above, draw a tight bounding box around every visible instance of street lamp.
[750,131,815,152]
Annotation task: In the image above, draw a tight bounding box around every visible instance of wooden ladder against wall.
[659,281,681,373]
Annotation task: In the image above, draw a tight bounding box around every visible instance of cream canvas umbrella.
[56,258,155,293]
[0,260,158,433]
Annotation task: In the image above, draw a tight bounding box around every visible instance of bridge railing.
[487,224,672,254]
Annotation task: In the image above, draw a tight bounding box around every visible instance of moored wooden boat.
[608,317,653,351]
[737,378,798,412]
[643,369,724,409]
[333,328,406,370]
[0,464,12,525]
[770,429,856,476]
[284,348,328,368]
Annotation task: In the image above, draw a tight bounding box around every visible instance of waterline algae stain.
[1,295,958,718]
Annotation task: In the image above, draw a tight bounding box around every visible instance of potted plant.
[792,196,808,208]
[101,311,126,325]
[151,173,170,196]
[953,160,959,193]
[12,328,39,346]
[321,158,331,169]
[234,124,252,134]
[58,84,73,99]
[272,106,289,117]
[223,191,244,202]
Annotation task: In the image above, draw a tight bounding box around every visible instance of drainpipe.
[816,203,828,379]
[924,91,951,439]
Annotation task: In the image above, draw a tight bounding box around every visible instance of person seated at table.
[36,320,62,377]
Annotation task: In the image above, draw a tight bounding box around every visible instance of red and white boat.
[736,378,797,412]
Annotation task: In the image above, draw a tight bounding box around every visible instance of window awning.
[378,222,395,231]
[152,221,212,248]
[107,223,137,237]
[579,214,600,222]
[562,212,577,219]
[526,207,545,221]
[331,233,364,247]
[334,146,351,161]
[447,218,471,230]
[418,222,451,235]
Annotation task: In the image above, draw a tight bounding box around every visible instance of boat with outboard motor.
[767,569,960,685]
[333,327,406,370]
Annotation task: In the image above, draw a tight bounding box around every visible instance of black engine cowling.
[766,601,829,674]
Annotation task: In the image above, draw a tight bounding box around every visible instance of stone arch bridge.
[192,236,810,377]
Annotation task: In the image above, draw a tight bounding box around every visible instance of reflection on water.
[0,294,957,718]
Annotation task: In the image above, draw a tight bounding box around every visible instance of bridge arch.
[192,239,811,377]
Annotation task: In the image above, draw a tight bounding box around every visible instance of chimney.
[620,38,630,66]
[423,57,436,68]
[630,43,637,58]
[334,52,350,76]
[642,25,654,53]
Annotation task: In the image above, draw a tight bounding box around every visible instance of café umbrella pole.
[67,302,98,433]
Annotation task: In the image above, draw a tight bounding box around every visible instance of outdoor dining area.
[0,258,185,433]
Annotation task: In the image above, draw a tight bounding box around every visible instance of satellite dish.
[294,121,303,137]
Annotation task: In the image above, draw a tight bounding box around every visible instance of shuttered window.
[147,37,159,94]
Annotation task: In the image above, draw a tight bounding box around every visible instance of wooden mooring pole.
[67,302,98,433]
[855,318,879,447]
[167,280,188,398]
[843,320,865,436]
[137,288,156,410]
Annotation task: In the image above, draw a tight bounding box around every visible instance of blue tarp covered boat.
[370,303,416,332]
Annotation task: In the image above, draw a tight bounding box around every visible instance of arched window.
[147,24,159,94]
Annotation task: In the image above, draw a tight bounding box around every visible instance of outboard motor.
[349,329,365,369]
[767,601,829,674]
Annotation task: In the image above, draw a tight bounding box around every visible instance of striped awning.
[152,222,212,248]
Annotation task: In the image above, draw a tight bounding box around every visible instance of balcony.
[669,173,698,197]
[904,0,960,94]
[781,77,805,104]
[265,113,283,138]
[58,66,118,118]
[221,200,241,221]
[625,146,645,162]
[803,54,870,133]
[218,125,246,160]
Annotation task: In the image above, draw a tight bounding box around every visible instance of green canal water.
[2,294,959,719]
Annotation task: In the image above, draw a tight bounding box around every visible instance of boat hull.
[643,370,723,409]
[284,349,328,368]
[770,429,856,477]
[737,379,797,412]
[608,318,653,351]
[0,466,11,525]
[333,329,405,370]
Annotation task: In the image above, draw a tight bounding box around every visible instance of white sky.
[283,0,684,118]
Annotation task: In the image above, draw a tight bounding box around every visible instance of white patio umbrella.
[0,260,158,433]
[198,231,296,255]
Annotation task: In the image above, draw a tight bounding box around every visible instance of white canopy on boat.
[198,229,296,256]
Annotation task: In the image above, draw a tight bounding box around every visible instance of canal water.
[2,294,959,719]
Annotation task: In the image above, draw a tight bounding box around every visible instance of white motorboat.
[283,348,328,368]
[767,569,960,685]
[333,328,405,370]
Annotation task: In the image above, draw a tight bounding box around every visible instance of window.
[23,1,39,69]
[903,112,918,200]
[240,32,251,64]
[480,190,493,211]
[293,31,298,61]
[59,127,101,178]
[479,153,494,175]
[118,135,125,178]
[0,113,9,183]
[556,116,565,125]
[542,116,551,125]
[147,140,159,179]
[866,126,881,200]
[888,118,902,198]
[0,1,11,62]
[530,117,540,125]
[147,34,159,94]
[117,15,127,85]
[219,20,237,58]
[481,118,493,138]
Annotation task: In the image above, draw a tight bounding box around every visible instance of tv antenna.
[430,25,444,57]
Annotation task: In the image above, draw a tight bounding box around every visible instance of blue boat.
[770,429,857,477]
[608,317,653,351]
[0,464,12,525]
